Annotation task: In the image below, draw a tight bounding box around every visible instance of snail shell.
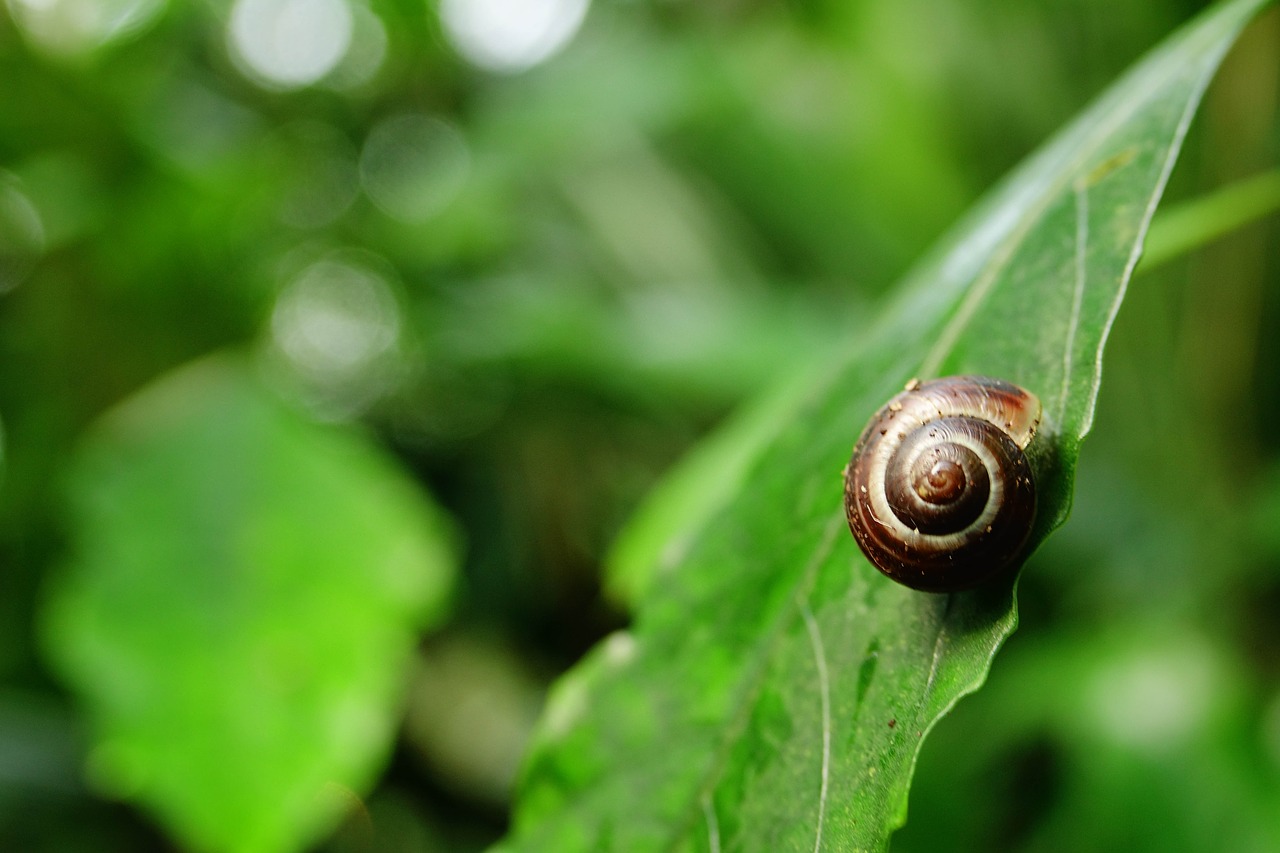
[843,376,1040,592]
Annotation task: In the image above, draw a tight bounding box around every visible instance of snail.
[843,376,1041,592]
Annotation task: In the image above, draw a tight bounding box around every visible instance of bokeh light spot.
[228,0,353,89]
[271,253,401,389]
[85,739,149,799]
[359,114,470,223]
[1087,640,1218,751]
[6,0,166,56]
[324,0,387,90]
[0,174,46,294]
[439,0,589,73]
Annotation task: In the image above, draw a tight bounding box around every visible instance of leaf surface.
[504,1,1271,850]
[42,356,456,853]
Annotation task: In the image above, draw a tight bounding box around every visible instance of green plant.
[502,0,1279,849]
[2,1,1279,851]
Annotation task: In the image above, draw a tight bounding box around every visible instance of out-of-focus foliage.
[44,356,456,852]
[0,0,1277,851]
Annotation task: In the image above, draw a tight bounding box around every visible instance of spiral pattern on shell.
[843,376,1041,592]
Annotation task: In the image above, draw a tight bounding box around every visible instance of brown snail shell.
[843,376,1041,592]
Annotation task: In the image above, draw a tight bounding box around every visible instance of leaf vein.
[800,601,832,853]
[702,794,721,853]
[674,513,843,853]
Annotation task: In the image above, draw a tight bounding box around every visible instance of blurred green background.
[1,0,1278,850]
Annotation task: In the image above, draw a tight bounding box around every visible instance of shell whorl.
[843,376,1041,592]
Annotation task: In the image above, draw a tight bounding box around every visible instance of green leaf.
[41,355,457,853]
[502,1,1270,851]
[1142,166,1280,272]
[894,623,1279,852]
[604,361,831,606]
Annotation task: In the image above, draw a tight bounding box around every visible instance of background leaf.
[503,1,1271,850]
[41,356,456,853]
